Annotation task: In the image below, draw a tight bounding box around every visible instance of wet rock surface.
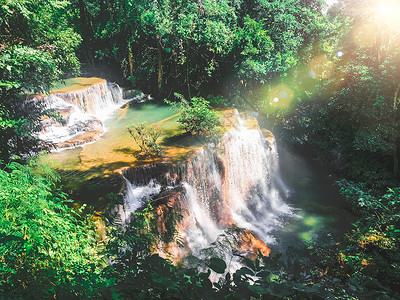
[120,113,290,265]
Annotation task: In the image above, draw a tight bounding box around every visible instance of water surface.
[271,142,354,254]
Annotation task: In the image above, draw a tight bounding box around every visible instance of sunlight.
[352,1,400,48]
[352,22,378,48]
[375,0,400,24]
[265,84,294,110]
[309,55,334,79]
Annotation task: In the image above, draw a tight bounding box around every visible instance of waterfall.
[37,80,126,148]
[180,117,291,254]
[121,178,162,225]
[122,114,291,258]
[51,81,124,119]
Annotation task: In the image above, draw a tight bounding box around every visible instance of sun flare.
[375,0,400,25]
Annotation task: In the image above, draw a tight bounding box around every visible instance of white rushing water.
[121,178,162,225]
[38,81,128,146]
[122,114,292,257]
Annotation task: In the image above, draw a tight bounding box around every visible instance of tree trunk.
[128,41,134,79]
[157,36,163,97]
[186,43,191,99]
[393,83,400,179]
[78,0,94,65]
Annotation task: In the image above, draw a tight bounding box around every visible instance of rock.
[261,129,275,149]
[261,129,275,141]
[93,215,106,242]
[122,89,141,100]
[243,118,260,130]
[221,109,239,127]
[236,229,271,259]
[55,129,104,149]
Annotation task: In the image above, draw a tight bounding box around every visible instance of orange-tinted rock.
[237,230,271,259]
[93,215,106,242]
[261,129,274,141]
[221,109,239,128]
[51,77,106,94]
[243,118,260,130]
[56,129,104,149]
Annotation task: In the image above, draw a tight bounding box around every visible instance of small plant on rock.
[126,121,162,155]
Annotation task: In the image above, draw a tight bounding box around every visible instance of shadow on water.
[57,165,126,211]
[114,147,139,156]
[270,140,355,255]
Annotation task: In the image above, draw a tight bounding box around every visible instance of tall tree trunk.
[157,36,163,97]
[128,41,134,79]
[186,43,191,99]
[393,83,400,179]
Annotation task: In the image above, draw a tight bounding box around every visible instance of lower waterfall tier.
[120,113,291,264]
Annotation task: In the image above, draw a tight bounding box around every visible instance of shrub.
[0,160,102,298]
[127,121,162,155]
[166,93,222,139]
[206,94,229,108]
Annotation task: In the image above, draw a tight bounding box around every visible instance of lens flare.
[352,22,378,48]
[309,55,334,79]
[375,0,400,24]
[264,84,294,110]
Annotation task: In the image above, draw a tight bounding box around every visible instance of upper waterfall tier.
[120,112,291,262]
[49,79,123,117]
[35,78,142,149]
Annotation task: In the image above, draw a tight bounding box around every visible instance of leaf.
[244,258,255,270]
[256,270,271,278]
[0,235,26,244]
[208,257,226,274]
[248,284,267,294]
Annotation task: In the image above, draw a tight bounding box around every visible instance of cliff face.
[120,111,291,264]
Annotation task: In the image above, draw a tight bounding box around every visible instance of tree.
[232,0,323,90]
[78,0,237,97]
[286,0,400,183]
[0,0,81,163]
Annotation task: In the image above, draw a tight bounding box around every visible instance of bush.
[166,93,222,139]
[0,160,102,298]
[127,121,162,155]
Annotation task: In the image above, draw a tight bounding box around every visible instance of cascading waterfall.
[50,81,124,118]
[122,114,292,258]
[37,80,127,147]
[120,178,162,225]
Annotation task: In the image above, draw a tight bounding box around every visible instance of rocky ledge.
[119,111,278,264]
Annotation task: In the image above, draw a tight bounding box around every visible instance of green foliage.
[206,94,229,108]
[0,0,81,163]
[126,121,162,155]
[335,180,400,297]
[0,160,103,298]
[76,0,324,98]
[0,0,81,75]
[0,46,57,162]
[166,93,222,139]
[0,46,57,94]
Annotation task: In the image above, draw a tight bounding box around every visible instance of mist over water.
[122,114,292,256]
